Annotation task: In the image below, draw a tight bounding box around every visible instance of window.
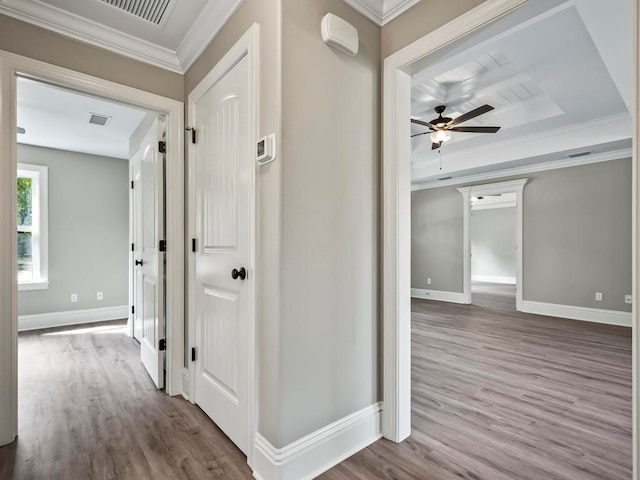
[17,164,48,290]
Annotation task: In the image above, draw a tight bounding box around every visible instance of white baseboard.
[521,300,632,327]
[182,368,190,401]
[471,274,516,284]
[411,288,466,304]
[18,305,129,332]
[253,402,382,480]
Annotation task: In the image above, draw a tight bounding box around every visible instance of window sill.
[18,281,49,291]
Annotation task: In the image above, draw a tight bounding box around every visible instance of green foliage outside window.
[17,177,32,226]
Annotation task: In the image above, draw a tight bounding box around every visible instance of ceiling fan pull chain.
[439,148,443,170]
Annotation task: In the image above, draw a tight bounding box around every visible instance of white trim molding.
[253,403,382,480]
[521,301,632,328]
[471,275,516,285]
[0,0,243,73]
[18,305,128,332]
[341,0,420,26]
[382,0,529,444]
[457,179,528,309]
[182,368,190,401]
[411,288,466,304]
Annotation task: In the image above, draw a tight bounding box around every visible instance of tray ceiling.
[0,0,243,72]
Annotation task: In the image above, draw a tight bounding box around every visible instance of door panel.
[194,54,251,454]
[132,155,143,341]
[135,117,165,389]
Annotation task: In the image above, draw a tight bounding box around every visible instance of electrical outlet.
[595,292,603,302]
[427,278,432,285]
[625,295,633,304]
[97,292,103,301]
[71,293,78,303]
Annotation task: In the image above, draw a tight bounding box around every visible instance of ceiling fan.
[411,104,501,150]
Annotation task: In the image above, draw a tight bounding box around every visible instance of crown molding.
[0,0,244,74]
[341,0,420,26]
[412,148,633,190]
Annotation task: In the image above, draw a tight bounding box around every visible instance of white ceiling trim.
[341,0,420,26]
[0,0,244,73]
[411,148,633,191]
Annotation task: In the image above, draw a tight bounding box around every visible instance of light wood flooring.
[0,285,632,479]
[0,321,253,480]
[321,283,632,480]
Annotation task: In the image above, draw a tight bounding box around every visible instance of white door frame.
[457,178,528,308]
[0,49,185,446]
[382,6,638,479]
[187,24,259,469]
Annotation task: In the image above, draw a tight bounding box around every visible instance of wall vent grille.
[89,113,111,126]
[98,0,171,25]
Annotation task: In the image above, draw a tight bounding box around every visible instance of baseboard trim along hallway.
[411,288,466,304]
[18,305,129,332]
[253,402,382,480]
[521,300,632,327]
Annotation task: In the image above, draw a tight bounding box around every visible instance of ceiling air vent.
[89,113,111,126]
[567,151,592,159]
[98,0,172,25]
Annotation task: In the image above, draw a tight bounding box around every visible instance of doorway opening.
[388,1,635,478]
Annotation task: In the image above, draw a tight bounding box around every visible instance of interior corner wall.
[471,207,517,282]
[278,0,380,448]
[17,144,129,318]
[0,13,183,101]
[411,158,633,312]
[380,0,485,58]
[183,0,284,446]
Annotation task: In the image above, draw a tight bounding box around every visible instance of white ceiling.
[410,0,634,189]
[17,77,149,159]
[341,0,420,25]
[0,0,243,72]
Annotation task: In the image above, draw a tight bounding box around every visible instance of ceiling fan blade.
[411,119,435,130]
[431,142,441,150]
[448,126,501,133]
[448,104,494,126]
[411,131,430,138]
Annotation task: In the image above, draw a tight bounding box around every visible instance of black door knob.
[135,259,144,266]
[231,267,247,280]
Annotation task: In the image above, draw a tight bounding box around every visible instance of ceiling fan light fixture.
[430,130,452,144]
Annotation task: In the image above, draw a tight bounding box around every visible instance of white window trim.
[17,163,48,291]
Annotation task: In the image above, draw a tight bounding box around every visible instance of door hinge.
[186,127,196,144]
[192,238,197,253]
[159,240,166,252]
[131,180,134,189]
[191,347,196,362]
[158,140,166,153]
[131,305,135,314]
[159,339,166,351]
[131,243,135,252]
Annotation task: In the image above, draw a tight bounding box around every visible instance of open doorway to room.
[383,1,634,479]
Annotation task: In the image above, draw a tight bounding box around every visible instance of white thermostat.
[257,134,276,166]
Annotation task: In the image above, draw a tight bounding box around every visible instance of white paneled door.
[134,118,166,389]
[193,53,252,454]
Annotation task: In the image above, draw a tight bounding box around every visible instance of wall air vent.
[567,151,592,158]
[89,113,111,126]
[98,0,172,25]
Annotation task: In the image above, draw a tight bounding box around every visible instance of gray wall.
[278,0,380,447]
[411,159,632,312]
[0,14,183,101]
[411,187,463,292]
[18,145,129,316]
[471,207,517,280]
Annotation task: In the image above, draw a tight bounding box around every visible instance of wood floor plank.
[320,283,632,480]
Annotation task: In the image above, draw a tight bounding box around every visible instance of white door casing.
[137,118,166,389]
[188,24,258,465]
